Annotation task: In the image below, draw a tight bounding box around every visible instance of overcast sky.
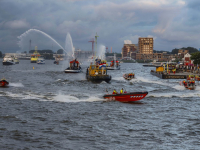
[0,0,200,53]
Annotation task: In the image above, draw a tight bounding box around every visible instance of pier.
[151,70,200,79]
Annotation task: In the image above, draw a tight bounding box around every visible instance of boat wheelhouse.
[86,63,111,83]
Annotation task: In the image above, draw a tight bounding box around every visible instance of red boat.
[103,91,148,102]
[0,79,9,87]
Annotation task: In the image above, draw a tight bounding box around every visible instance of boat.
[64,59,81,73]
[195,75,200,81]
[37,56,45,64]
[103,91,148,102]
[14,57,19,64]
[86,63,111,83]
[0,78,9,87]
[2,55,15,65]
[123,73,135,80]
[30,46,40,63]
[54,60,59,65]
[106,54,120,70]
[106,60,120,70]
[181,75,196,90]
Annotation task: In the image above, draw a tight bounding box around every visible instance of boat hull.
[103,91,148,102]
[2,61,15,65]
[86,75,111,83]
[65,69,81,73]
[106,66,120,70]
[0,80,9,87]
[31,61,37,63]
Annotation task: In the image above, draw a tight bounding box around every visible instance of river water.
[0,60,200,150]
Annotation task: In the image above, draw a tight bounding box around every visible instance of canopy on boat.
[70,60,79,64]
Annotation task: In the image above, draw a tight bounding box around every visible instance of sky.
[0,0,200,53]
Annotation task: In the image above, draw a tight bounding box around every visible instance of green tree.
[57,49,64,54]
[191,52,200,64]
[171,48,179,54]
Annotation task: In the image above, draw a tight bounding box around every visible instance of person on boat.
[120,88,124,94]
[113,89,117,94]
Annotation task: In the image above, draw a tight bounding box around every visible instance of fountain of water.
[96,45,106,60]
[17,29,66,53]
[65,32,74,59]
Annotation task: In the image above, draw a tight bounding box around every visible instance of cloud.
[0,0,200,53]
[124,40,132,44]
[3,20,30,29]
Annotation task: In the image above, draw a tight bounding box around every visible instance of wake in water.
[9,83,24,87]
[53,91,104,103]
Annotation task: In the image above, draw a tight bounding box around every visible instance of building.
[138,37,153,54]
[136,52,172,62]
[121,44,138,59]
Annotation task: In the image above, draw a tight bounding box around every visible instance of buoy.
[33,67,34,69]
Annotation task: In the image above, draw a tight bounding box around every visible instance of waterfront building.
[121,44,138,59]
[138,37,153,54]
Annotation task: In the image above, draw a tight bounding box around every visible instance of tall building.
[138,37,153,54]
[121,44,138,59]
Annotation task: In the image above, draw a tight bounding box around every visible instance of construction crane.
[88,38,94,56]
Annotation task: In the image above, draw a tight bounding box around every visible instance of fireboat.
[86,60,111,83]
[65,59,81,73]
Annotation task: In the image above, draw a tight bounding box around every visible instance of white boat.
[2,55,15,65]
[106,54,120,70]
[37,57,45,64]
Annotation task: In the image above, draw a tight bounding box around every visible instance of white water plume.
[17,29,65,52]
[96,45,106,60]
[65,32,74,59]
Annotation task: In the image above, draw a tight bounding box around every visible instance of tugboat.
[86,63,111,83]
[30,46,40,63]
[0,78,9,87]
[2,55,15,65]
[103,91,148,102]
[64,59,81,73]
[181,75,196,90]
[123,73,135,80]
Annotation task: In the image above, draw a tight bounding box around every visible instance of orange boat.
[123,73,135,80]
[181,77,195,90]
[103,91,148,102]
[0,79,9,87]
